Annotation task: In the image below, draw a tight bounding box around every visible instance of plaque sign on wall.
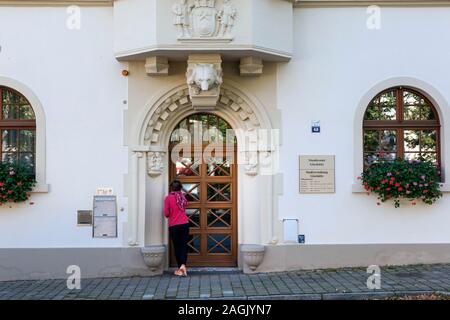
[299,155,335,194]
[93,195,117,238]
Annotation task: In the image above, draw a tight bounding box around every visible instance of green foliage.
[0,162,36,206]
[360,158,442,208]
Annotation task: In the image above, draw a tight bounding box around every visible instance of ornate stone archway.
[130,81,276,272]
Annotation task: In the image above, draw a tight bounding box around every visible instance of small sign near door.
[311,120,321,133]
[96,187,114,196]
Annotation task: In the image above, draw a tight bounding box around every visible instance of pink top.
[164,193,189,227]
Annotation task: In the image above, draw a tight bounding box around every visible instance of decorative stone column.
[129,150,145,246]
[139,148,167,274]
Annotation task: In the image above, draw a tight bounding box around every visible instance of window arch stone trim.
[353,77,450,193]
[0,77,48,193]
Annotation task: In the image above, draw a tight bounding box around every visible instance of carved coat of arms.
[192,2,217,37]
[172,0,236,40]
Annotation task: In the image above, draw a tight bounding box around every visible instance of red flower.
[423,190,429,194]
[0,182,4,187]
[398,187,403,191]
[6,190,13,195]
[395,183,401,187]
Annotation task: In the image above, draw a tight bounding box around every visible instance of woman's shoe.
[174,269,183,277]
[180,265,188,277]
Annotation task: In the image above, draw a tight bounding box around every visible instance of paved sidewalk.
[0,264,449,300]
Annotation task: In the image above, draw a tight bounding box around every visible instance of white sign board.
[299,155,335,194]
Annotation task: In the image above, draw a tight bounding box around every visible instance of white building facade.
[1,0,450,280]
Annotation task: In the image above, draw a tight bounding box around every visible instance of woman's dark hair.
[170,180,183,192]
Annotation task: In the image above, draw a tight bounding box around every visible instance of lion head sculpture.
[187,64,223,93]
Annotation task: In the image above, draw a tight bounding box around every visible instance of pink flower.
[387,172,392,177]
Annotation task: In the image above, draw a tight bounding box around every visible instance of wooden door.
[169,143,238,267]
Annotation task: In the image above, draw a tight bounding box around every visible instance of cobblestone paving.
[0,264,449,300]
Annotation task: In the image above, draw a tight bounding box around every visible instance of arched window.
[0,86,36,174]
[363,87,440,170]
[170,113,236,144]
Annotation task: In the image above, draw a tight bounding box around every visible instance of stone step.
[166,267,241,275]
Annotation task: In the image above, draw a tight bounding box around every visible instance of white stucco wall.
[277,7,450,244]
[0,7,128,247]
[1,4,450,250]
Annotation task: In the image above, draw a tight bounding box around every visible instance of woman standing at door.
[164,180,190,277]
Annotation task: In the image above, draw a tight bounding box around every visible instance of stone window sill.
[32,183,50,193]
[352,183,450,193]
